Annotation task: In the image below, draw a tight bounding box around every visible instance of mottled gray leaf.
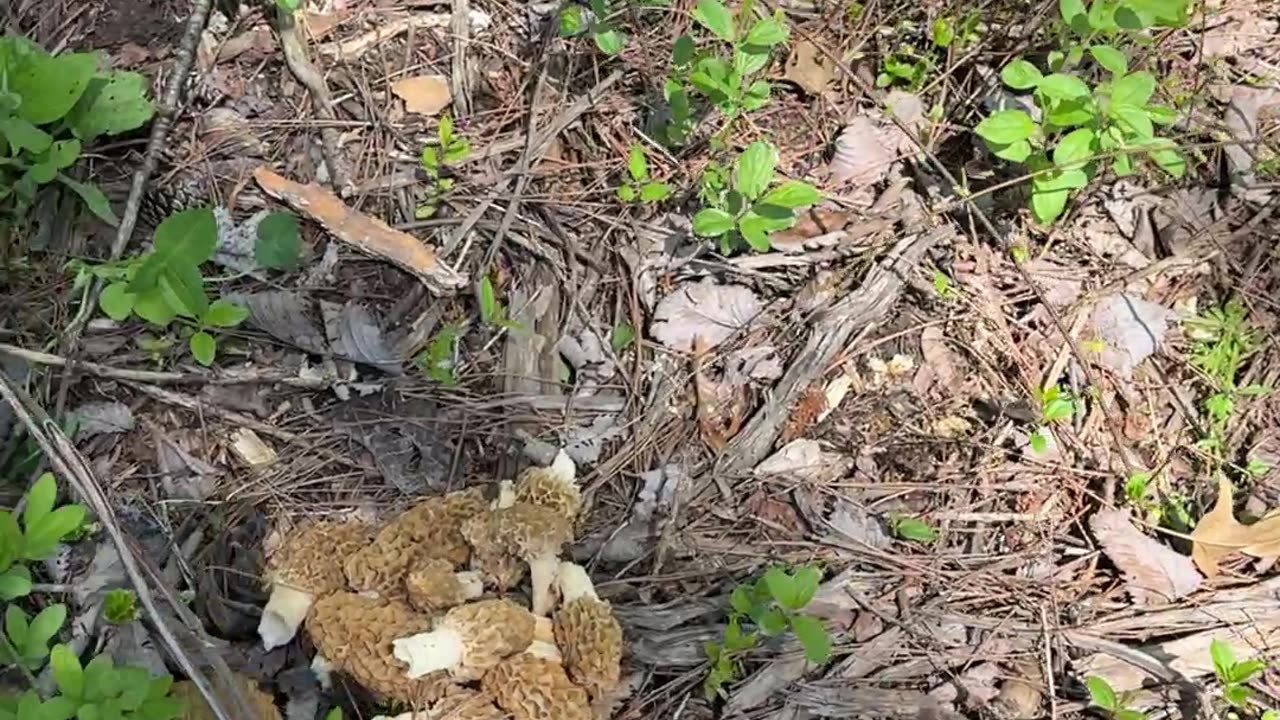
[651,278,762,353]
[1090,507,1202,603]
[69,401,134,438]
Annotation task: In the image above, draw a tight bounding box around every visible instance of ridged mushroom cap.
[393,598,535,680]
[307,592,452,705]
[370,687,506,720]
[405,557,484,613]
[513,451,581,525]
[461,504,571,615]
[345,488,488,597]
[553,562,622,699]
[259,518,372,650]
[481,654,591,720]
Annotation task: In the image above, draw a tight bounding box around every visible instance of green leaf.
[762,567,795,607]
[24,505,86,561]
[189,332,216,366]
[1145,104,1178,125]
[1000,59,1043,90]
[672,34,696,65]
[756,607,788,635]
[83,655,116,703]
[11,52,97,125]
[974,110,1036,144]
[479,275,499,324]
[66,72,154,142]
[0,116,52,154]
[102,589,139,625]
[1058,0,1088,28]
[1052,128,1095,167]
[791,566,821,608]
[1044,97,1095,127]
[202,299,248,328]
[730,585,754,615]
[745,17,788,46]
[132,289,177,326]
[1148,144,1185,178]
[1230,657,1266,683]
[639,182,671,202]
[593,29,626,55]
[23,472,58,533]
[1030,185,1071,224]
[1112,105,1154,140]
[5,606,28,648]
[692,208,735,237]
[57,175,118,226]
[1086,676,1118,710]
[737,212,778,251]
[96,280,134,319]
[734,141,778,200]
[323,709,342,720]
[1111,71,1156,107]
[610,322,635,351]
[627,144,648,182]
[157,262,209,320]
[758,180,821,209]
[1088,45,1128,74]
[50,645,84,700]
[789,613,832,664]
[1210,638,1235,680]
[931,17,955,47]
[254,212,302,269]
[893,516,939,542]
[989,139,1033,162]
[616,185,637,202]
[39,697,75,720]
[129,208,217,294]
[1036,73,1090,100]
[26,604,66,651]
[1124,0,1188,25]
[0,566,31,601]
[692,0,735,41]
[559,5,586,35]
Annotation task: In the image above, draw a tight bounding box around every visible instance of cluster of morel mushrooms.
[255,451,623,720]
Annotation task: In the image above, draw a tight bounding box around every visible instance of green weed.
[416,323,463,386]
[1029,384,1076,454]
[1211,638,1266,711]
[891,515,938,542]
[974,0,1189,224]
[1185,299,1267,462]
[1086,675,1146,719]
[617,144,671,204]
[704,565,832,700]
[102,589,139,625]
[418,112,470,219]
[560,0,627,55]
[691,140,822,253]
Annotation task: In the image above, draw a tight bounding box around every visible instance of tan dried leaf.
[784,40,835,95]
[391,75,452,116]
[1191,477,1280,576]
[1090,508,1202,602]
[650,278,762,353]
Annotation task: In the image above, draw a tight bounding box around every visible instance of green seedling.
[932,269,956,299]
[692,140,822,253]
[616,144,671,204]
[0,646,186,720]
[80,208,249,366]
[0,473,87,600]
[704,564,832,700]
[1030,384,1076,454]
[416,323,463,386]
[2,603,65,670]
[1210,638,1267,711]
[103,589,140,625]
[0,36,154,239]
[930,13,981,50]
[418,112,471,219]
[610,322,635,352]
[876,49,932,91]
[1086,675,1147,719]
[560,0,627,55]
[974,0,1189,225]
[1186,299,1266,460]
[891,515,939,542]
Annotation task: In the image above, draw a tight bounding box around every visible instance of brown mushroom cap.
[307,592,452,705]
[431,687,508,720]
[259,519,373,650]
[405,557,484,613]
[393,598,535,679]
[345,488,488,597]
[513,451,581,524]
[171,673,281,720]
[461,504,571,615]
[553,563,622,700]
[481,654,591,720]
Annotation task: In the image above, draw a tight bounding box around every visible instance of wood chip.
[253,166,465,295]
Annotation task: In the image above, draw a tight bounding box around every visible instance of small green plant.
[415,323,463,386]
[75,208,249,366]
[974,0,1189,225]
[2,603,65,670]
[891,515,938,542]
[0,36,154,240]
[1030,384,1076,453]
[877,49,932,91]
[102,589,140,625]
[275,0,302,12]
[1211,638,1267,711]
[1186,300,1266,460]
[931,269,956,299]
[0,647,185,720]
[560,0,627,55]
[610,322,635,352]
[478,275,521,330]
[417,112,470,219]
[1086,675,1147,719]
[691,140,821,253]
[0,473,87,599]
[703,565,831,700]
[616,144,671,204]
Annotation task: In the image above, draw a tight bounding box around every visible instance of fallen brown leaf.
[391,75,452,116]
[784,40,835,95]
[1090,508,1202,602]
[253,166,466,295]
[693,336,746,451]
[1191,477,1280,576]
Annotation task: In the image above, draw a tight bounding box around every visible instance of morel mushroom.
[393,598,535,680]
[405,557,484,613]
[372,687,506,720]
[513,450,580,524]
[307,592,453,706]
[259,518,372,650]
[553,561,622,700]
[461,503,571,615]
[481,654,591,720]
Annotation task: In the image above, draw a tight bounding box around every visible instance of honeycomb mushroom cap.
[307,592,452,705]
[513,451,581,524]
[462,504,570,615]
[345,488,488,596]
[259,519,372,650]
[370,688,505,720]
[481,654,591,720]
[553,563,622,699]
[393,598,535,679]
[171,673,281,720]
[406,557,484,613]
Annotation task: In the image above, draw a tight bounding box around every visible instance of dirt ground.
[3,0,1280,718]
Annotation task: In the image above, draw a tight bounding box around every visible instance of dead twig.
[273,6,351,192]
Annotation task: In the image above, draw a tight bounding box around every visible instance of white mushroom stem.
[549,450,576,487]
[529,552,561,616]
[455,571,484,600]
[492,480,516,510]
[310,654,335,690]
[393,626,465,678]
[556,561,598,604]
[258,584,315,651]
[527,616,562,663]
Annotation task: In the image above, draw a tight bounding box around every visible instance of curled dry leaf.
[829,92,922,187]
[1191,477,1280,576]
[755,439,851,484]
[1090,508,1202,603]
[784,40,836,95]
[650,278,762,353]
[391,75,452,116]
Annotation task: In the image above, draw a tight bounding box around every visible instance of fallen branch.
[272,6,351,193]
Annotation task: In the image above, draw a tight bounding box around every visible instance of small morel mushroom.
[513,450,581,524]
[405,557,484,612]
[481,654,591,720]
[345,488,488,597]
[172,672,281,720]
[553,562,622,700]
[393,598,535,680]
[461,503,571,615]
[308,592,453,706]
[259,518,372,650]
